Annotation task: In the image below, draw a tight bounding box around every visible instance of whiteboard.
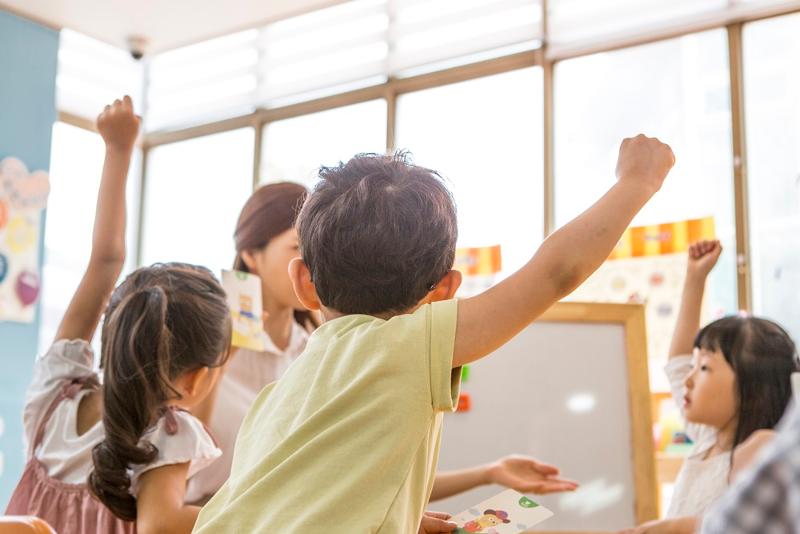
[436,302,656,532]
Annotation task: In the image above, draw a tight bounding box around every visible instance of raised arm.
[55,96,140,342]
[668,240,722,359]
[453,135,675,367]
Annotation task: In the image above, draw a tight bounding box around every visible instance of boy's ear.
[427,269,462,303]
[289,257,322,311]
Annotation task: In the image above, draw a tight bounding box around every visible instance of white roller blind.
[390,0,542,74]
[259,0,390,104]
[145,0,544,129]
[146,30,260,130]
[56,29,143,119]
[547,0,800,51]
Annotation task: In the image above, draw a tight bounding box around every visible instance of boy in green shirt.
[195,136,675,533]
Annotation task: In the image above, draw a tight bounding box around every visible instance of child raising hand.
[6,97,231,534]
[621,240,798,534]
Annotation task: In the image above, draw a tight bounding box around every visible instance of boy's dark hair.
[695,315,800,450]
[89,263,231,521]
[296,152,457,315]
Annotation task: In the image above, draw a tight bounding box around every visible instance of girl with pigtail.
[5,97,230,534]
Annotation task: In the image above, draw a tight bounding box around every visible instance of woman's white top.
[664,355,731,518]
[23,340,220,491]
[185,321,309,503]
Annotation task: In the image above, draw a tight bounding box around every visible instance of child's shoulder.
[144,408,217,450]
[131,408,221,493]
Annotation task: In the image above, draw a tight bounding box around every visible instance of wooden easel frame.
[534,301,658,534]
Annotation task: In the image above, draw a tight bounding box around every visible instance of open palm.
[489,455,579,495]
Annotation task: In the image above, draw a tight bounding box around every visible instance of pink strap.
[161,405,219,446]
[32,376,101,449]
[160,406,180,436]
[157,405,220,447]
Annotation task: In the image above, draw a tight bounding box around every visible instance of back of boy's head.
[90,263,231,521]
[296,152,458,315]
[695,315,800,447]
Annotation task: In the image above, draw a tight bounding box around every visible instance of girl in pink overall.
[5,97,229,534]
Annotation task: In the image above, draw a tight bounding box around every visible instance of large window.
[260,100,387,188]
[744,13,800,342]
[39,122,140,350]
[140,129,254,272]
[395,68,545,278]
[554,30,736,389]
[50,8,800,380]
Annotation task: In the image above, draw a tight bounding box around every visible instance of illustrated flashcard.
[451,489,553,533]
[221,269,266,352]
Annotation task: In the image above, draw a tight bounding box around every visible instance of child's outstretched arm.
[429,454,578,502]
[55,96,140,342]
[136,462,201,534]
[453,135,675,367]
[668,240,722,359]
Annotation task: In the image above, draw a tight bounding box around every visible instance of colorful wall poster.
[0,157,49,323]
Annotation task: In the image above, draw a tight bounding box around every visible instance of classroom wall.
[0,10,59,508]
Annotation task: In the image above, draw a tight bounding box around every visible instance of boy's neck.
[319,302,425,323]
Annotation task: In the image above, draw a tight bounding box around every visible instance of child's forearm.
[527,181,655,300]
[668,271,707,359]
[429,465,490,502]
[90,146,131,267]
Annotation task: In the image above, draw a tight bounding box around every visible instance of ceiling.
[0,0,346,54]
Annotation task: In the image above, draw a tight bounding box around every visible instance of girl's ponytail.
[89,263,231,521]
[89,287,175,520]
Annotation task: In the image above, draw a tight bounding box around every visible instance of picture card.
[451,489,554,533]
[221,269,266,352]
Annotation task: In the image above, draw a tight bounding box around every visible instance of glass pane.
[554,30,736,390]
[39,122,140,350]
[744,13,800,342]
[396,68,544,279]
[141,128,254,272]
[260,100,387,188]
